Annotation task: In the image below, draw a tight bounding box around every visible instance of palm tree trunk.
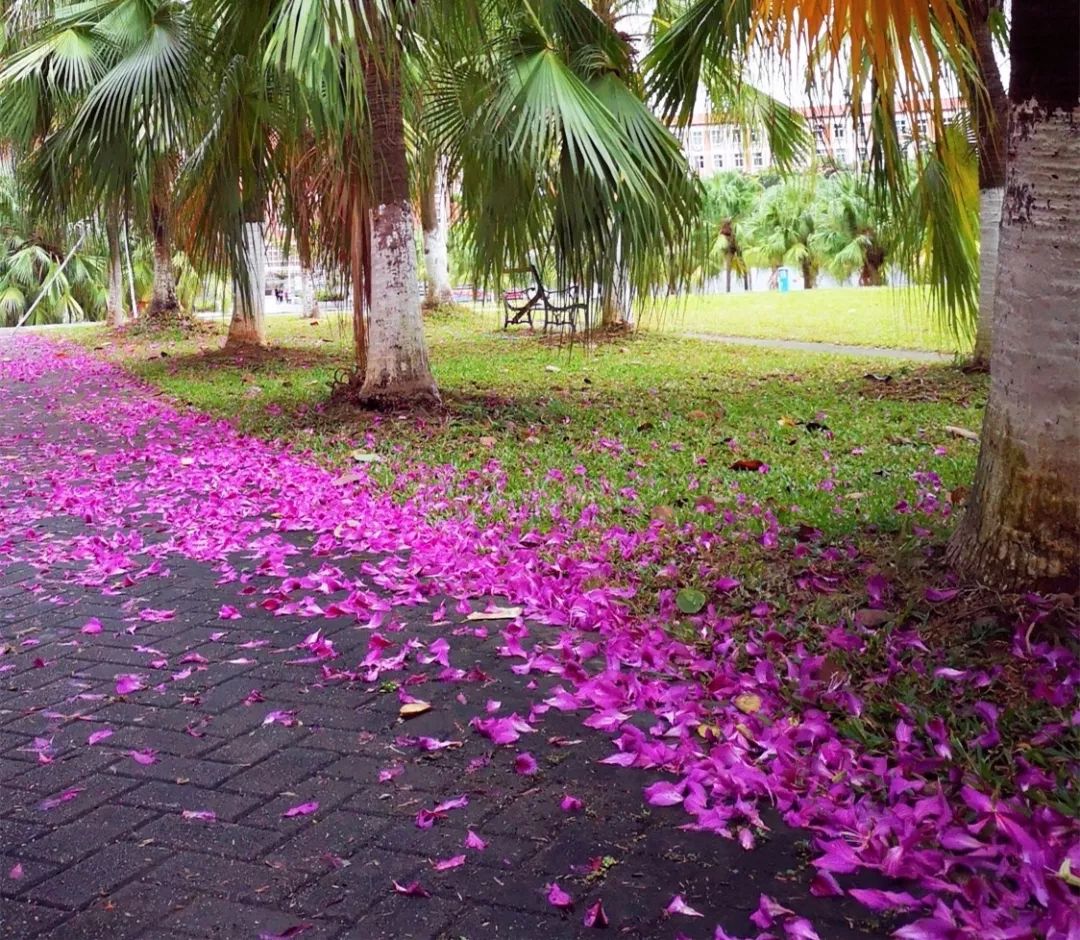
[968,1,1009,368]
[725,258,732,293]
[355,47,438,405]
[421,159,453,307]
[350,192,368,374]
[105,205,126,328]
[947,0,1079,591]
[802,260,816,289]
[147,163,180,320]
[226,216,267,348]
[300,264,320,320]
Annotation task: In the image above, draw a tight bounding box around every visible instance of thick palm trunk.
[968,1,1009,368]
[226,219,267,348]
[355,49,438,405]
[421,160,452,307]
[802,260,816,289]
[105,205,126,328]
[147,164,180,320]
[948,0,1079,591]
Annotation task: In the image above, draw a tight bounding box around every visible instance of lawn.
[74,307,985,543]
[635,286,969,354]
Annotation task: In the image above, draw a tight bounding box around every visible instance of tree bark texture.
[147,162,180,320]
[226,220,268,348]
[105,205,126,328]
[355,45,439,405]
[967,1,1010,367]
[421,159,453,307]
[947,0,1080,591]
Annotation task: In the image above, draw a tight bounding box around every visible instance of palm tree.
[962,0,1008,368]
[697,171,761,292]
[947,0,1079,589]
[4,0,206,324]
[743,177,821,289]
[812,170,895,286]
[647,0,1078,589]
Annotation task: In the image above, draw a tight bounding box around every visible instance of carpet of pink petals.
[1,334,1076,939]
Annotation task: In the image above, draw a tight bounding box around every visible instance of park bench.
[503,264,589,334]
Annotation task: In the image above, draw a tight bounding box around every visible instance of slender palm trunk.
[725,260,732,293]
[968,1,1009,368]
[947,0,1079,591]
[355,47,438,405]
[350,193,368,373]
[421,159,452,307]
[802,259,816,289]
[226,218,267,348]
[300,264,320,319]
[105,205,126,328]
[147,163,180,320]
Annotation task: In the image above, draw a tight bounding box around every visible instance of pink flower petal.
[392,880,431,898]
[9,863,24,880]
[87,728,113,746]
[129,749,158,766]
[81,618,102,635]
[464,830,487,850]
[282,801,319,818]
[181,809,217,822]
[432,854,466,871]
[547,883,573,908]
[218,605,242,620]
[560,795,584,813]
[664,894,703,917]
[583,899,609,928]
[39,787,83,811]
[115,674,145,696]
[644,781,684,807]
[514,752,539,775]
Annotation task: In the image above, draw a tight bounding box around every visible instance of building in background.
[676,98,964,177]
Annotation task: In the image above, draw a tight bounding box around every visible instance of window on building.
[813,123,826,139]
[898,118,910,137]
[750,129,760,143]
[694,154,706,170]
[916,116,929,137]
[713,153,724,169]
[690,129,704,151]
[734,151,744,168]
[710,127,723,147]
[752,151,764,167]
[832,122,846,140]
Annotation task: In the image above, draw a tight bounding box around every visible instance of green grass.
[73,307,987,540]
[633,286,969,354]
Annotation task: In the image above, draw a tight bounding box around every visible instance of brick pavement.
[0,338,886,939]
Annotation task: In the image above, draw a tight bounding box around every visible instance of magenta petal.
[87,728,113,746]
[583,899,609,928]
[664,894,703,917]
[129,749,158,766]
[81,618,102,635]
[514,752,539,775]
[560,795,584,813]
[392,879,431,898]
[432,854,466,871]
[9,863,24,880]
[180,809,217,822]
[39,787,83,811]
[644,781,684,807]
[282,801,319,818]
[464,830,487,850]
[114,674,144,695]
[547,883,573,908]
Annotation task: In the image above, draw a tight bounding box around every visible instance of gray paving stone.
[23,841,169,910]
